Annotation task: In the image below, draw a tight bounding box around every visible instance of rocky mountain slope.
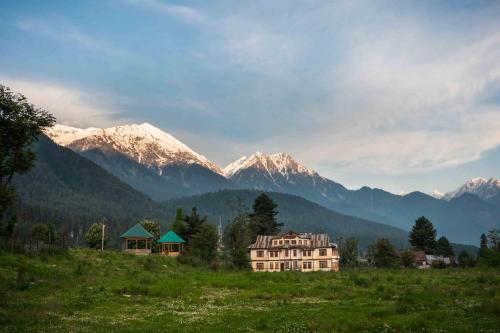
[442,177,500,205]
[46,123,233,200]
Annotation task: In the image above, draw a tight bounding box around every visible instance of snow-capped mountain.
[224,152,348,201]
[223,152,317,179]
[45,123,232,200]
[443,177,500,203]
[428,190,444,199]
[46,123,221,174]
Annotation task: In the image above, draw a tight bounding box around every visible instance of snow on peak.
[443,177,500,201]
[222,156,249,177]
[428,190,444,199]
[45,123,221,174]
[223,152,318,178]
[44,124,100,145]
[468,177,487,185]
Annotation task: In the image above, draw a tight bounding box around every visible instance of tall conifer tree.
[248,193,282,239]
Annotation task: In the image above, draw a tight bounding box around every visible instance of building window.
[257,250,264,258]
[293,250,297,257]
[319,261,328,268]
[304,250,311,256]
[292,240,296,245]
[303,262,312,269]
[298,240,302,245]
[273,240,277,246]
[284,262,290,269]
[319,249,327,256]
[256,262,265,270]
[285,240,290,244]
[285,249,289,257]
[279,240,283,245]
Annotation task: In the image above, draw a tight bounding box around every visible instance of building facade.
[249,231,340,272]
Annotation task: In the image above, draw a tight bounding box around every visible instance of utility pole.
[101,223,106,251]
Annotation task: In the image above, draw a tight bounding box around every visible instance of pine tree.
[183,207,206,244]
[487,229,500,251]
[248,193,282,239]
[223,214,252,269]
[436,236,454,257]
[171,208,187,239]
[409,216,437,253]
[373,238,399,268]
[479,233,488,257]
[187,224,219,264]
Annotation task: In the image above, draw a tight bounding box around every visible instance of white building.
[249,231,340,272]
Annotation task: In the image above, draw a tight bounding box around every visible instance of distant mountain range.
[14,134,413,248]
[45,123,500,245]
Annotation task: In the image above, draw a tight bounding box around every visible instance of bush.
[478,249,500,267]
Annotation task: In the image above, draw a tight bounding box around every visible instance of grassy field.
[0,249,499,332]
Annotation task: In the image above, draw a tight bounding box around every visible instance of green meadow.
[0,249,499,333]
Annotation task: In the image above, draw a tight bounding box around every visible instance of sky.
[1,0,500,194]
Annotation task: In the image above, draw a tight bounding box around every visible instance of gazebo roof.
[120,223,154,239]
[158,230,185,243]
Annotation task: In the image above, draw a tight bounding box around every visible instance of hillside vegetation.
[0,249,499,332]
[13,136,163,241]
[13,137,412,248]
[162,190,410,248]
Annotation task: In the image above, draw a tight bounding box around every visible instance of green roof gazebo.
[120,223,154,255]
[158,231,185,256]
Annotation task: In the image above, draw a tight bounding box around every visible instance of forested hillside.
[162,190,410,248]
[11,136,410,248]
[13,135,166,243]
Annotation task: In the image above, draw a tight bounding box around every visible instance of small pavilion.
[120,223,154,255]
[158,231,185,256]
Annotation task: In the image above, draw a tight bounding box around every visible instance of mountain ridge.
[442,177,500,204]
[45,123,500,245]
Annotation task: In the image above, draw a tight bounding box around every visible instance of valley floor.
[0,249,499,333]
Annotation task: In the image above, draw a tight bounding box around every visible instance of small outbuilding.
[120,223,154,255]
[158,230,185,256]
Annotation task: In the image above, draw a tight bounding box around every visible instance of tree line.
[341,216,500,268]
[84,192,281,268]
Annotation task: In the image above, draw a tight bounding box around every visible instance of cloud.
[1,77,125,128]
[223,20,296,72]
[211,2,500,177]
[299,26,500,175]
[17,18,126,57]
[125,0,204,23]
